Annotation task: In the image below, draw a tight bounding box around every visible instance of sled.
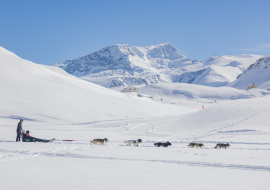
[22,133,55,143]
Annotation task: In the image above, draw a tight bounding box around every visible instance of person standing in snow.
[16,119,23,142]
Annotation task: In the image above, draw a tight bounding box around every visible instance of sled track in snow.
[41,152,270,172]
[1,144,270,172]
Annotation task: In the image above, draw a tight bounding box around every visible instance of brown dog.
[214,143,230,149]
[91,138,108,145]
[188,143,204,148]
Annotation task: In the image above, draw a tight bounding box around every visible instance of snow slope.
[230,54,270,90]
[54,43,263,88]
[202,54,262,70]
[112,83,270,104]
[157,95,270,136]
[172,66,243,87]
[0,46,195,124]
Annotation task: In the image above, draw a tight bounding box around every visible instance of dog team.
[91,138,230,149]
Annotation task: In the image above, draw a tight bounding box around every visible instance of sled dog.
[188,143,204,148]
[124,139,142,146]
[214,143,230,149]
[91,138,108,145]
[187,143,196,148]
[154,141,172,147]
[195,143,204,148]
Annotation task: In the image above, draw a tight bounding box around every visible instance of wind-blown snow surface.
[54,43,263,88]
[1,46,270,190]
[230,54,270,90]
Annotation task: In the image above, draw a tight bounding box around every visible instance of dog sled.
[22,132,55,143]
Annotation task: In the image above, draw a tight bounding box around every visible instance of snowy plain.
[1,46,270,190]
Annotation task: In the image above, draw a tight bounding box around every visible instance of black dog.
[154,141,172,147]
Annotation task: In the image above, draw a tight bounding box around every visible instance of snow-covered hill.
[156,94,270,136]
[0,46,194,124]
[110,83,270,110]
[54,43,263,88]
[172,66,243,87]
[202,54,261,70]
[136,83,269,101]
[230,54,270,90]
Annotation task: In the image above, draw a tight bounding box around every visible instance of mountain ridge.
[230,54,270,90]
[52,43,263,88]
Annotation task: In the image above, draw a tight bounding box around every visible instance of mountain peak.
[152,42,173,47]
[53,43,188,77]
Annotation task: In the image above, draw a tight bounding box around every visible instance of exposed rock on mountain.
[54,43,188,77]
[54,43,263,88]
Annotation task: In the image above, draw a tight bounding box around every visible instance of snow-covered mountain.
[54,43,263,88]
[202,54,260,70]
[0,46,191,124]
[230,54,270,90]
[54,43,190,76]
[171,66,243,87]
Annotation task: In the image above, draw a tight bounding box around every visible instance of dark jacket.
[16,122,22,132]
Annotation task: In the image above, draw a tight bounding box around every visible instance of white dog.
[124,139,142,146]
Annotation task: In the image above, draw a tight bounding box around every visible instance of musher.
[16,119,23,142]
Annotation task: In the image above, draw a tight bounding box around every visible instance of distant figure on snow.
[16,119,23,142]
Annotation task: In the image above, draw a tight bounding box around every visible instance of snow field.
[1,119,270,190]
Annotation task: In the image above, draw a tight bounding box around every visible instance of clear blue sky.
[0,0,269,65]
